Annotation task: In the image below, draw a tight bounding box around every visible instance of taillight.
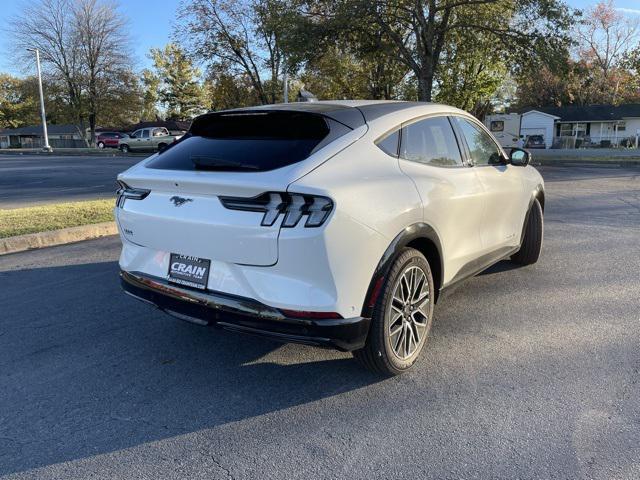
[219,192,333,228]
[116,180,150,208]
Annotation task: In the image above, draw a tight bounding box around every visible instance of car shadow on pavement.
[0,261,383,476]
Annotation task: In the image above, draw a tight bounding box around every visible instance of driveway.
[0,166,638,479]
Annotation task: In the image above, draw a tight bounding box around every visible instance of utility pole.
[27,48,52,152]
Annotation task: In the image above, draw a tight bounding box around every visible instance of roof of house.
[521,110,560,119]
[521,104,640,122]
[0,124,82,136]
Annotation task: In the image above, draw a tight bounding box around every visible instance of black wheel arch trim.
[521,184,545,242]
[533,184,545,212]
[361,222,444,318]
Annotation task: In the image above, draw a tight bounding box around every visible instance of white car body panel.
[117,101,544,320]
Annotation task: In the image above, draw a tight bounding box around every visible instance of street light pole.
[27,48,51,152]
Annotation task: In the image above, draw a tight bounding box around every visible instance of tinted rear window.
[146,111,338,172]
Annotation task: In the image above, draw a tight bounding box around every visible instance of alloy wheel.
[387,265,430,360]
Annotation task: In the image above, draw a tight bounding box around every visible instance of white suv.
[116,101,544,375]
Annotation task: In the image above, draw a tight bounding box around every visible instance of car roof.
[219,100,470,130]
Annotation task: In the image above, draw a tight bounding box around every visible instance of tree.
[285,2,411,100]
[577,0,639,80]
[175,0,287,105]
[140,69,161,120]
[74,0,132,143]
[149,43,206,120]
[11,0,85,136]
[0,74,40,129]
[576,0,640,103]
[515,1,640,108]
[434,25,508,117]
[204,70,260,111]
[95,70,144,127]
[359,0,574,101]
[11,0,136,144]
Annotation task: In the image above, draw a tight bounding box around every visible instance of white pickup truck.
[118,127,182,153]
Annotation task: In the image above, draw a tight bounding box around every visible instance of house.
[533,104,640,148]
[485,104,640,149]
[0,124,85,149]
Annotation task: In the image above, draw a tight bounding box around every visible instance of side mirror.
[510,148,531,167]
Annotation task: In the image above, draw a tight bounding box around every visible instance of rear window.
[146,111,344,172]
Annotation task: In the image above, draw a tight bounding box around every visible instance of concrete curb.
[0,222,118,255]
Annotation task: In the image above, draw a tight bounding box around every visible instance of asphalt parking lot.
[0,155,141,208]
[1,166,639,479]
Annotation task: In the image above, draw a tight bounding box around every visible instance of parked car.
[96,132,126,149]
[118,127,181,153]
[116,101,544,375]
[524,134,546,149]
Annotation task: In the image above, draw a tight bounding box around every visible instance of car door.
[139,128,152,149]
[452,116,529,253]
[129,130,144,150]
[395,115,486,284]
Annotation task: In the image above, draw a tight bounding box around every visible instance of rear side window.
[376,129,400,157]
[146,111,343,172]
[400,116,463,167]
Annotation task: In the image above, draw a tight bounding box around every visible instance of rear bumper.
[120,270,370,351]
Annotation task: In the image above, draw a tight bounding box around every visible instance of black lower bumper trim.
[120,270,370,351]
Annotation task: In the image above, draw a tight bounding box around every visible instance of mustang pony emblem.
[170,196,193,207]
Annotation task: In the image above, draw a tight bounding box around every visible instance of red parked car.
[96,132,127,149]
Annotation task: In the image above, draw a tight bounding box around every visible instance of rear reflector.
[368,276,385,308]
[279,309,343,320]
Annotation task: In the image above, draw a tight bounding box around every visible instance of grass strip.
[0,199,114,238]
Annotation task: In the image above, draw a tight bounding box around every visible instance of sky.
[1,0,640,78]
[0,0,182,76]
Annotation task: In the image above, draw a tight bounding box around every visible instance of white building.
[485,104,640,149]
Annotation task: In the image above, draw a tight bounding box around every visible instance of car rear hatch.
[116,107,365,266]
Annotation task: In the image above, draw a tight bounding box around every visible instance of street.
[0,166,639,479]
[0,155,141,208]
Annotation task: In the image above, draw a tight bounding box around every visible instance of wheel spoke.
[405,323,413,355]
[400,274,410,301]
[395,322,406,357]
[389,311,403,328]
[411,271,425,302]
[392,295,404,312]
[408,268,416,298]
[414,290,430,312]
[411,307,428,327]
[389,322,403,338]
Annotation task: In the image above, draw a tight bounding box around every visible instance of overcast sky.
[1,0,638,78]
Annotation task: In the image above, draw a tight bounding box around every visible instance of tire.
[97,141,105,149]
[157,143,167,152]
[353,248,435,376]
[120,144,129,153]
[511,198,543,265]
